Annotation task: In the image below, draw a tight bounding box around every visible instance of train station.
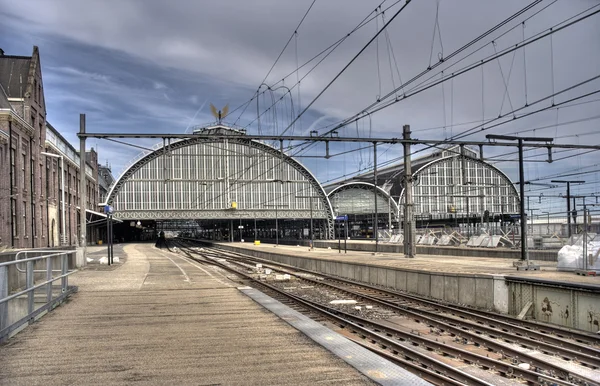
[2,117,599,384]
[2,1,600,382]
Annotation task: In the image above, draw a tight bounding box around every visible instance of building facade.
[44,124,100,247]
[0,47,48,249]
[0,46,100,249]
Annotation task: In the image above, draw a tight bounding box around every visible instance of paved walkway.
[0,243,392,385]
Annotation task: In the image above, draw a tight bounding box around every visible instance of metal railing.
[0,251,78,343]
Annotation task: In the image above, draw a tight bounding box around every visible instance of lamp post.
[41,152,66,246]
[486,134,553,270]
[265,204,287,246]
[541,211,550,235]
[551,180,585,239]
[267,179,291,247]
[296,195,319,250]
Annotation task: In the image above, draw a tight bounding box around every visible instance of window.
[12,199,18,237]
[11,148,16,186]
[22,154,27,189]
[23,201,27,237]
[39,163,43,196]
[40,204,44,237]
[32,201,36,238]
[31,159,35,195]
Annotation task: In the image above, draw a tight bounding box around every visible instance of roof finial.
[210,103,229,124]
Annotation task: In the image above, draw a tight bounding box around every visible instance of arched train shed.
[325,146,520,228]
[327,182,400,238]
[106,125,335,238]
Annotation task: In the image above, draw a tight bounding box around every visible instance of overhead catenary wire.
[302,0,589,157]
[277,0,414,138]
[239,2,392,131]
[291,0,565,159]
[233,0,317,125]
[315,0,545,137]
[230,0,395,127]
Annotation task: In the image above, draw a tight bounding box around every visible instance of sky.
[1,0,599,218]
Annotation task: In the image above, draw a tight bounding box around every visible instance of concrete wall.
[507,278,600,333]
[205,242,600,331]
[215,243,504,313]
[258,239,558,261]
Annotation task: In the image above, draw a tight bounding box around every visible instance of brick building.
[44,123,100,247]
[0,46,100,249]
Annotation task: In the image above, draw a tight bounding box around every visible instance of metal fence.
[0,251,78,343]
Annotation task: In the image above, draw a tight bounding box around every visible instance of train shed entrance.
[105,125,334,241]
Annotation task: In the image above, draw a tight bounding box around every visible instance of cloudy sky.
[1,0,599,216]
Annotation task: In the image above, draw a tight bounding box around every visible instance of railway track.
[171,240,600,385]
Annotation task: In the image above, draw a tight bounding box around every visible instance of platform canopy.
[106,125,334,232]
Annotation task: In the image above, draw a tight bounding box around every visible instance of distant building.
[0,46,100,250]
[45,123,100,246]
[98,162,115,204]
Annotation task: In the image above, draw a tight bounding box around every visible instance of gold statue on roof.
[210,103,229,124]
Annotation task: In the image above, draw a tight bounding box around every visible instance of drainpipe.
[9,120,14,248]
[30,138,34,248]
[46,156,50,247]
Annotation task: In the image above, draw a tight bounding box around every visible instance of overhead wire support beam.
[76,132,600,151]
[486,134,554,271]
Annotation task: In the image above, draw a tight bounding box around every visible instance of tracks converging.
[167,240,600,386]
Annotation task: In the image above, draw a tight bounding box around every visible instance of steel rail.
[205,244,600,349]
[177,244,594,385]
[338,282,600,364]
[189,245,600,383]
[180,248,494,386]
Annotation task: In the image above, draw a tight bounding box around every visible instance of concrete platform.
[212,241,600,333]
[0,243,428,386]
[220,241,599,286]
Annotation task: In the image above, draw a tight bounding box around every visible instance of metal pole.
[403,125,415,258]
[275,206,278,247]
[106,213,110,266]
[517,138,528,263]
[466,195,470,238]
[254,216,257,242]
[388,198,392,236]
[480,187,484,233]
[374,142,378,253]
[551,180,584,239]
[309,196,313,250]
[345,217,348,253]
[573,196,577,234]
[338,221,341,253]
[79,114,87,264]
[110,215,114,264]
[567,182,572,238]
[583,199,587,271]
